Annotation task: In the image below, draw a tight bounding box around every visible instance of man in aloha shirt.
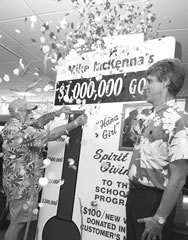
[1,99,87,240]
[126,58,188,240]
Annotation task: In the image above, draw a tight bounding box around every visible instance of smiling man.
[1,99,87,240]
[126,58,188,240]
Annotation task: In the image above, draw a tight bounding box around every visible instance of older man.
[1,99,87,240]
[126,58,188,240]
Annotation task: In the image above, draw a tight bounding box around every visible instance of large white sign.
[37,35,176,240]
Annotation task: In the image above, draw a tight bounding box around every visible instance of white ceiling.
[0,0,188,103]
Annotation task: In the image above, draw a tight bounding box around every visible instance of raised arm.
[47,114,87,141]
[31,106,71,128]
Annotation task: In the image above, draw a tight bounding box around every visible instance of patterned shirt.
[128,100,188,190]
[1,112,56,201]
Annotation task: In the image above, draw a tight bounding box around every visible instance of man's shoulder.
[173,104,188,118]
[3,118,20,129]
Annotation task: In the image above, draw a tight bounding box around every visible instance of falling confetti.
[15,29,21,33]
[13,68,19,75]
[19,58,25,69]
[40,36,46,43]
[58,179,65,186]
[96,74,103,81]
[68,158,77,170]
[9,0,159,96]
[38,203,44,208]
[68,158,75,166]
[3,74,10,82]
[30,15,37,23]
[91,200,98,207]
[43,158,51,166]
[38,177,49,186]
[76,98,81,104]
[35,88,42,92]
[33,208,39,215]
[60,18,67,29]
[41,45,50,54]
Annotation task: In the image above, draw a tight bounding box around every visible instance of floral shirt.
[128,100,188,190]
[1,116,50,202]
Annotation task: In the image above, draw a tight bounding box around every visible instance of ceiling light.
[15,92,36,96]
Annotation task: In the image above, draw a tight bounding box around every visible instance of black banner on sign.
[54,71,147,105]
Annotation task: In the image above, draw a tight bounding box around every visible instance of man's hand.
[56,106,72,116]
[137,217,163,240]
[74,114,87,127]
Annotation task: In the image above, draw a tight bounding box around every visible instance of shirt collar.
[154,99,176,114]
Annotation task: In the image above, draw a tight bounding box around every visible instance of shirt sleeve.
[23,126,48,148]
[31,112,56,128]
[1,123,20,141]
[168,113,188,162]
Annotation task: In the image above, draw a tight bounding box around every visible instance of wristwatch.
[153,215,166,225]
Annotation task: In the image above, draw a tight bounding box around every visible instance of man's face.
[17,108,33,123]
[143,74,164,104]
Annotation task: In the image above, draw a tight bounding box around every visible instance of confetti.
[15,29,21,33]
[40,36,46,43]
[33,208,39,215]
[91,200,98,207]
[58,179,65,186]
[38,203,44,208]
[13,68,19,75]
[3,74,10,82]
[41,45,50,54]
[12,0,159,94]
[68,158,75,166]
[30,15,37,23]
[76,98,81,104]
[96,74,103,81]
[38,177,49,186]
[43,158,51,166]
